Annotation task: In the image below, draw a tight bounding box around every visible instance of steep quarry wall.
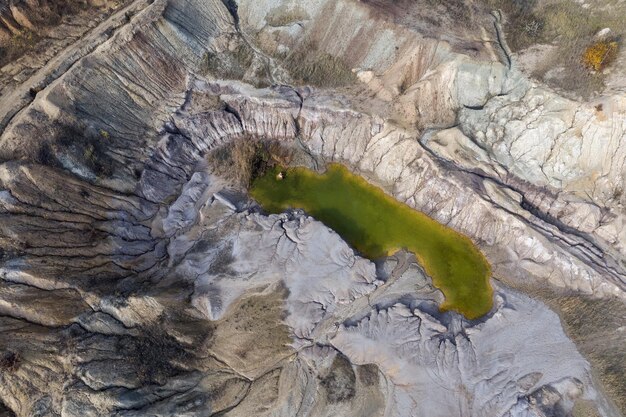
[0,0,624,416]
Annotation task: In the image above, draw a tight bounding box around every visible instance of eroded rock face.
[0,161,604,415]
[0,0,625,416]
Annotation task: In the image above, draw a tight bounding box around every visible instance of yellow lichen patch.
[582,40,618,71]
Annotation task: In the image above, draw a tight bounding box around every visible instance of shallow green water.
[250,164,493,319]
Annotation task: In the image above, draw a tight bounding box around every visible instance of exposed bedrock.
[0,160,612,416]
[0,0,624,416]
[180,80,626,302]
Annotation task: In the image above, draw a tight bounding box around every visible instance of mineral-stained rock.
[0,0,625,416]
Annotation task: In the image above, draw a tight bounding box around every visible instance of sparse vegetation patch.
[266,5,308,27]
[122,326,191,385]
[482,0,626,97]
[582,40,619,71]
[319,354,356,403]
[207,137,293,188]
[35,122,115,179]
[202,44,254,80]
[0,0,92,67]
[0,351,21,373]
[481,0,542,51]
[285,42,357,88]
[0,31,40,67]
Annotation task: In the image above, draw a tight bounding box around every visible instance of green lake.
[250,164,493,319]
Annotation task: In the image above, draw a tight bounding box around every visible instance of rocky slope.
[0,0,624,416]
